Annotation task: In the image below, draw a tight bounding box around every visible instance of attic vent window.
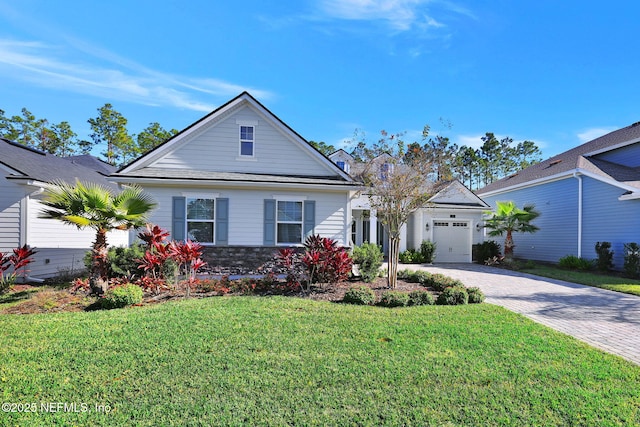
[549,159,562,166]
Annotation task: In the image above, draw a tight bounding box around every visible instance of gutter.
[573,172,583,257]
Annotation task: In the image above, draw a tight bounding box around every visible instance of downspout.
[20,185,45,283]
[573,172,583,258]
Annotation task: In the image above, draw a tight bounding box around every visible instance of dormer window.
[336,161,350,173]
[240,125,254,156]
[380,162,393,180]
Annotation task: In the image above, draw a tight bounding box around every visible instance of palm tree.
[40,180,156,294]
[484,201,540,260]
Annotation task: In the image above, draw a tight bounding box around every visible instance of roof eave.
[107,176,358,191]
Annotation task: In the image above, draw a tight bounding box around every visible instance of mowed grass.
[1,297,640,426]
[522,264,640,296]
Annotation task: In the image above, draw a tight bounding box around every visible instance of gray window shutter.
[264,199,276,245]
[172,196,186,241]
[303,200,316,239]
[216,198,229,245]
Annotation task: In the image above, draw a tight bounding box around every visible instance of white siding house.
[328,150,488,263]
[0,140,128,279]
[111,92,355,268]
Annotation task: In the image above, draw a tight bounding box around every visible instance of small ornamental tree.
[356,130,434,288]
[39,180,156,294]
[484,201,540,260]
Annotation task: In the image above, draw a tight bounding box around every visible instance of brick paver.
[400,263,640,365]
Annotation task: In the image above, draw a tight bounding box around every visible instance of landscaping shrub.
[408,289,434,306]
[303,235,353,286]
[101,283,143,309]
[0,245,37,293]
[475,240,501,264]
[420,240,437,263]
[343,286,376,305]
[467,287,485,304]
[595,241,614,271]
[623,243,640,278]
[397,269,431,284]
[351,243,384,282]
[423,273,464,292]
[106,243,146,278]
[399,248,424,264]
[379,291,410,307]
[436,286,469,305]
[558,255,593,271]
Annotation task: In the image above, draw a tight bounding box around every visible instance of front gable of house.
[120,93,350,180]
[429,180,489,208]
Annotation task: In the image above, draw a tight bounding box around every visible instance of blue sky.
[0,0,638,159]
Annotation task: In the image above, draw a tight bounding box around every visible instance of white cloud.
[577,127,616,143]
[0,38,273,113]
[314,0,463,34]
[454,134,485,149]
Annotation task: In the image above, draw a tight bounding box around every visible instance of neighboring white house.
[0,139,129,279]
[329,150,488,262]
[110,92,357,268]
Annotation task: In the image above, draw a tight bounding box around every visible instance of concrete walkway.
[399,263,640,365]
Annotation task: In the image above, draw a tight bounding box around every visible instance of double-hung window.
[240,125,254,157]
[186,198,215,243]
[277,201,303,244]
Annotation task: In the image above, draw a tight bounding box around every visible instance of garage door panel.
[433,221,470,263]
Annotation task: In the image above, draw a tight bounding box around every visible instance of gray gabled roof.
[0,138,118,189]
[478,122,640,195]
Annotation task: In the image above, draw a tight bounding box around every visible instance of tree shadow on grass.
[0,290,34,305]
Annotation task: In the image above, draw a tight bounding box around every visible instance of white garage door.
[432,220,471,263]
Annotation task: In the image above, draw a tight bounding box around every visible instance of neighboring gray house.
[477,122,640,267]
[110,92,356,267]
[329,150,488,262]
[0,139,129,278]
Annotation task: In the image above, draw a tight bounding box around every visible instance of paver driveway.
[403,263,640,365]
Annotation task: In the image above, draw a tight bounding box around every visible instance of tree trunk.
[90,229,109,295]
[387,234,401,289]
[504,230,514,259]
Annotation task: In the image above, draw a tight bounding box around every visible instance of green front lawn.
[1,297,639,426]
[521,264,640,296]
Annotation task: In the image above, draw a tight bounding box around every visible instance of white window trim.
[275,199,304,245]
[238,122,256,159]
[186,196,217,245]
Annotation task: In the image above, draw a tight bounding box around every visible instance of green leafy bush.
[399,249,424,264]
[475,241,501,264]
[379,291,410,307]
[436,286,469,305]
[420,240,437,263]
[467,287,485,304]
[423,273,464,292]
[351,243,383,283]
[397,270,431,284]
[558,255,593,271]
[343,285,376,305]
[101,283,143,309]
[408,289,434,306]
[624,243,640,278]
[595,241,614,271]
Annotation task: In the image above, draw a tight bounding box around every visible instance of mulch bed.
[2,277,431,315]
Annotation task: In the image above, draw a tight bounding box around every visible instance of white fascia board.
[583,136,640,157]
[107,176,357,192]
[478,167,640,198]
[476,170,576,197]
